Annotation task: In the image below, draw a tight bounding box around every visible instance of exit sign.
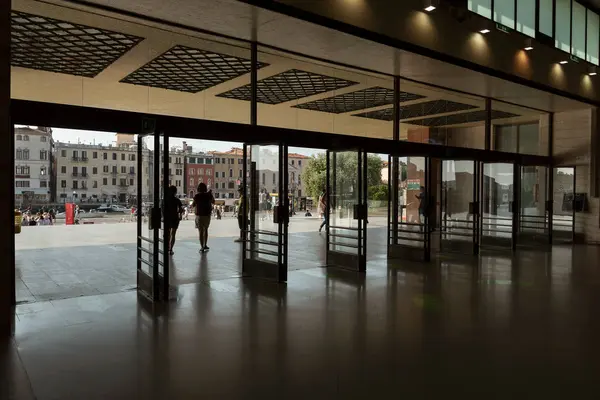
[495,23,511,33]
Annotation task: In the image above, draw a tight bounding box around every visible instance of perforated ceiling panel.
[353,99,479,121]
[11,11,143,78]
[121,45,264,93]
[217,69,359,104]
[292,87,425,114]
[406,110,519,127]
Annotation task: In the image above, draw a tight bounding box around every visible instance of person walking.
[164,185,184,255]
[191,183,214,252]
[415,185,428,232]
[318,189,328,233]
[235,185,246,243]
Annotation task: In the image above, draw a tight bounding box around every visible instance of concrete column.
[0,0,14,336]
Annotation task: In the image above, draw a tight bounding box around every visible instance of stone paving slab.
[15,217,389,303]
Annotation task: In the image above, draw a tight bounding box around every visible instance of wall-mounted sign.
[495,23,510,34]
[407,179,421,191]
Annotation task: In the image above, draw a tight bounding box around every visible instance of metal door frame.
[136,128,170,301]
[516,164,552,249]
[242,142,288,282]
[388,155,432,262]
[551,165,576,244]
[438,158,480,256]
[479,161,517,252]
[326,149,368,272]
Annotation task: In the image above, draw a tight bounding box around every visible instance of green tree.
[301,153,383,199]
[368,184,388,201]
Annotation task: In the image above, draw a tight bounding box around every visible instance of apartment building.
[14,126,54,205]
[211,147,244,201]
[55,139,139,203]
[288,153,307,200]
[185,152,214,198]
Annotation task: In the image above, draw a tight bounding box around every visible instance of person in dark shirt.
[164,185,183,255]
[235,185,246,243]
[191,183,215,252]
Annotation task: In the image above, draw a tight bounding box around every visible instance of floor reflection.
[8,244,600,399]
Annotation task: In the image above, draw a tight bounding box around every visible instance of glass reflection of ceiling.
[292,87,425,114]
[121,45,267,93]
[11,11,143,78]
[353,99,479,121]
[407,110,519,127]
[217,69,359,104]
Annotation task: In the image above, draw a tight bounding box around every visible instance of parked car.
[96,204,129,213]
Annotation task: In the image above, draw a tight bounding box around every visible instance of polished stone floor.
[3,244,600,399]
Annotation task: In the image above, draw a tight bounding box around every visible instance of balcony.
[71,172,78,177]
[72,156,88,162]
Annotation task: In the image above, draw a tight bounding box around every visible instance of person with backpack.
[191,183,215,252]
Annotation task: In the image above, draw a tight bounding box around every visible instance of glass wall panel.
[539,0,554,37]
[587,10,600,65]
[491,101,550,156]
[494,0,515,28]
[255,47,393,140]
[572,1,587,59]
[516,0,536,37]
[11,0,251,124]
[468,0,492,19]
[399,80,486,149]
[555,0,572,53]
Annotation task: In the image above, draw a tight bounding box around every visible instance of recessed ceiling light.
[559,60,568,65]
[479,29,490,34]
[424,5,436,12]
[524,46,534,51]
[590,72,597,76]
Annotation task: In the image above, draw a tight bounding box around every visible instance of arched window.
[16,149,23,160]
[23,135,29,141]
[190,178,194,187]
[16,135,22,141]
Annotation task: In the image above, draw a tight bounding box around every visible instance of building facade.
[14,126,53,205]
[55,140,139,203]
[185,152,214,198]
[211,148,244,201]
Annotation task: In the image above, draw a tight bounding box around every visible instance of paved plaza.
[15,216,389,304]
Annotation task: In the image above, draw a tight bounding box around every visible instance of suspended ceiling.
[9,0,578,141]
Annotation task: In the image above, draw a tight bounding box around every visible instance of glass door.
[243,143,288,282]
[552,167,575,243]
[326,150,367,272]
[517,165,550,247]
[136,131,170,301]
[481,162,516,250]
[388,156,431,261]
[440,160,479,255]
